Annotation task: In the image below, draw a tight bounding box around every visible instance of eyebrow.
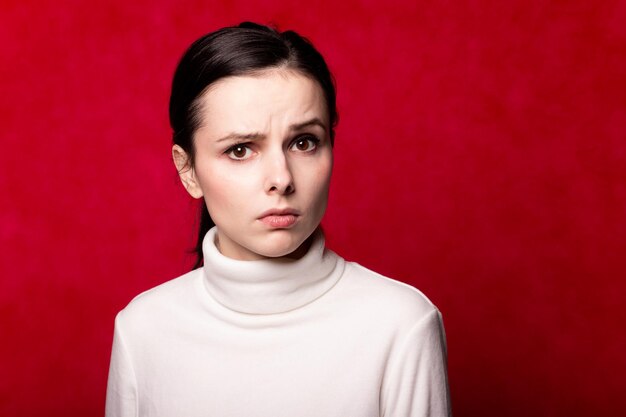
[291,118,327,132]
[215,118,327,143]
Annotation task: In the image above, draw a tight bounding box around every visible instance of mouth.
[258,208,301,228]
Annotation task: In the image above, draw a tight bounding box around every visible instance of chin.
[254,230,311,259]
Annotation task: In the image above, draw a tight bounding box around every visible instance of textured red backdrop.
[2,0,625,415]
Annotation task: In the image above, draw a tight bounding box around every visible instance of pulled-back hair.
[169,22,338,269]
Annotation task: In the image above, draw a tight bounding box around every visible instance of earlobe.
[172,145,204,199]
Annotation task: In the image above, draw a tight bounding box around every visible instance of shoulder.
[115,268,202,328]
[339,260,441,327]
[337,260,447,361]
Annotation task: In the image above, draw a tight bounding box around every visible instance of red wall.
[2,0,625,415]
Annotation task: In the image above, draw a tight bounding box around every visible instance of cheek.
[196,164,253,216]
[301,157,333,202]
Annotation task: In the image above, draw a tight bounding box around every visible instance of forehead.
[195,69,328,137]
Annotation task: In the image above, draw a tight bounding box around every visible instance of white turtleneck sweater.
[105,227,451,417]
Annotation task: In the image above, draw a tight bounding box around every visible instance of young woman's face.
[174,69,333,261]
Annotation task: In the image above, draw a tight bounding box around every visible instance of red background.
[2,0,625,415]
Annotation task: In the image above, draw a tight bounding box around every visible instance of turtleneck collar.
[201,226,345,315]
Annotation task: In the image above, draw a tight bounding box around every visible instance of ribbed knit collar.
[201,226,344,315]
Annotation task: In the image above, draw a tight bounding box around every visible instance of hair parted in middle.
[169,21,339,269]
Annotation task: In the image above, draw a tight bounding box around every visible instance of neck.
[201,226,345,314]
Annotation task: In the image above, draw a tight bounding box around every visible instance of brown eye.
[226,144,253,160]
[232,146,246,158]
[290,136,319,152]
[295,140,310,151]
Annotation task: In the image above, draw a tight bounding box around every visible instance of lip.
[258,207,301,218]
[258,208,301,228]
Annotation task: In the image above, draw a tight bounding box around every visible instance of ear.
[172,145,204,199]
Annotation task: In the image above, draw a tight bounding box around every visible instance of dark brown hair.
[169,22,338,269]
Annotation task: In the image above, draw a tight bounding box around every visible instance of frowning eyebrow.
[215,118,327,143]
[291,118,327,132]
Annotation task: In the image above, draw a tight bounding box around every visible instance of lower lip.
[260,214,298,228]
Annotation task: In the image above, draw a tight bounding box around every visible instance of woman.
[106,22,451,417]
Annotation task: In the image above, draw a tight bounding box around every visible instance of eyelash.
[291,135,321,152]
[224,135,321,161]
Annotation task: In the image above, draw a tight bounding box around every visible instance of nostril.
[268,183,294,194]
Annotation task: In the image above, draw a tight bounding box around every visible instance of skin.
[172,68,333,261]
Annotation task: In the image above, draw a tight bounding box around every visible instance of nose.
[264,149,295,195]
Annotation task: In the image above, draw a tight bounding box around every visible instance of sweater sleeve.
[380,308,452,417]
[105,312,138,417]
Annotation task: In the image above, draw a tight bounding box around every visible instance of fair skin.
[172,68,333,261]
